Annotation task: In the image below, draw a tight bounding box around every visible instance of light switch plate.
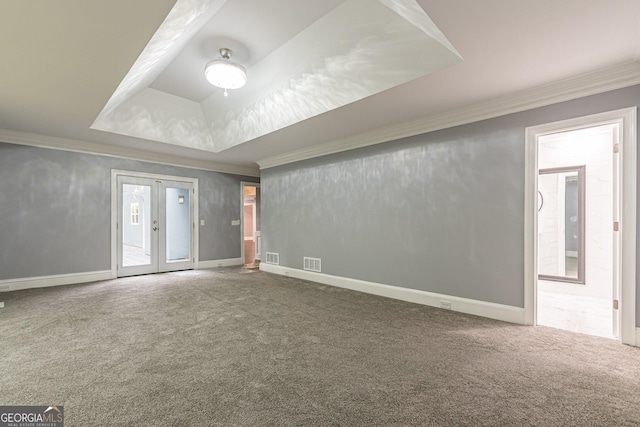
[200,220,205,226]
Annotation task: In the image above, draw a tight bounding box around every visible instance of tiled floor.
[537,291,615,339]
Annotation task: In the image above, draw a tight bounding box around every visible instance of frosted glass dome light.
[204,48,247,96]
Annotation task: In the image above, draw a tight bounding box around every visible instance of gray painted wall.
[261,85,640,322]
[0,143,258,280]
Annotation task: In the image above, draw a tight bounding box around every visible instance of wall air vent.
[265,252,280,265]
[303,257,321,273]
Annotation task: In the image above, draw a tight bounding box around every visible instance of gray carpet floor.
[1,268,640,426]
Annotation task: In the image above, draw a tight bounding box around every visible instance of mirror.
[538,166,585,284]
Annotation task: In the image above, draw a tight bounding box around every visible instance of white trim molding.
[258,61,640,169]
[198,258,243,269]
[260,263,525,324]
[636,328,640,347]
[0,259,244,293]
[524,107,637,346]
[0,271,114,293]
[0,128,260,177]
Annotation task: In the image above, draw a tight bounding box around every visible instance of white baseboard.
[0,258,244,293]
[260,264,525,324]
[0,270,114,292]
[198,258,243,269]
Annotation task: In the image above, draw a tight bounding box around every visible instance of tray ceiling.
[92,0,462,154]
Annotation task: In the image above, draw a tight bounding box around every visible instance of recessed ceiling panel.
[92,0,462,153]
[150,0,346,102]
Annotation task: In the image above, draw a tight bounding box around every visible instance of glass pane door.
[117,176,194,277]
[118,177,158,276]
[122,184,151,267]
[159,181,193,272]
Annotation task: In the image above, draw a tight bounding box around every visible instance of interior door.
[611,125,621,338]
[117,176,194,277]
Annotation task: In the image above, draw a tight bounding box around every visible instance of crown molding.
[0,129,260,177]
[258,61,640,170]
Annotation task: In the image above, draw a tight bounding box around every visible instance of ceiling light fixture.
[204,48,247,97]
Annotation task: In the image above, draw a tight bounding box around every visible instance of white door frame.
[240,182,260,264]
[111,170,199,277]
[524,107,637,345]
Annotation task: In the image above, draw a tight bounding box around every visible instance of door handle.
[153,227,158,231]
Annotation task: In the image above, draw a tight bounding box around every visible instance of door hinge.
[614,221,620,231]
[613,299,619,310]
[613,143,620,153]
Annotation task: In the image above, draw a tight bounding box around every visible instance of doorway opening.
[524,107,636,345]
[241,183,261,268]
[537,126,615,338]
[111,171,198,277]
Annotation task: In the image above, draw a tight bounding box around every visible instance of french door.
[117,175,195,277]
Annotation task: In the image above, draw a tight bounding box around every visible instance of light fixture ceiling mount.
[204,48,247,97]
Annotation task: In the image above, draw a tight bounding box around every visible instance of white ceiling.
[1,0,639,176]
[151,0,347,103]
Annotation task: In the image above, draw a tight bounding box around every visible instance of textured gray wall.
[262,85,640,313]
[0,143,258,280]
